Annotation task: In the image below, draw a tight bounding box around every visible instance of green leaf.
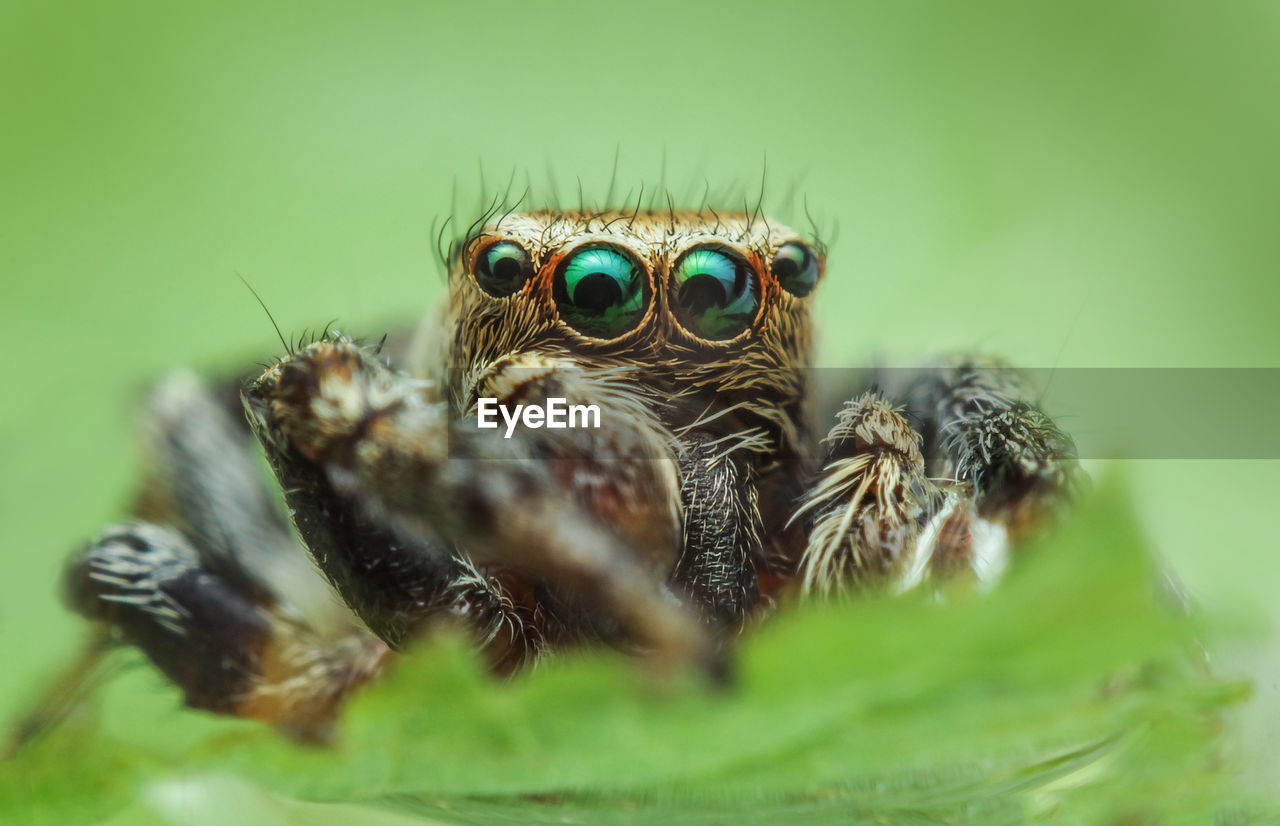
[2,477,1271,824]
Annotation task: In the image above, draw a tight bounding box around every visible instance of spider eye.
[772,242,818,297]
[555,246,647,338]
[474,241,533,296]
[671,248,760,340]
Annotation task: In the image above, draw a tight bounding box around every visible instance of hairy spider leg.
[792,363,1082,593]
[905,360,1083,540]
[59,374,391,743]
[243,337,715,677]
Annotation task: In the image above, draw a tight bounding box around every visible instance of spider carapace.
[63,208,1079,742]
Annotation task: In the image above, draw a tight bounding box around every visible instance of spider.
[59,206,1080,744]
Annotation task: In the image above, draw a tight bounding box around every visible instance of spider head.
[441,209,822,445]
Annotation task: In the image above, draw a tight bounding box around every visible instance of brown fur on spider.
[49,206,1081,745]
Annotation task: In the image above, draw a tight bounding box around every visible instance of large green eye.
[672,247,760,340]
[554,246,647,338]
[474,241,533,296]
[772,241,819,297]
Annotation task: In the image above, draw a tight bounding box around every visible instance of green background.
[2,0,1278,813]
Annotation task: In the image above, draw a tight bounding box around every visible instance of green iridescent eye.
[474,241,533,296]
[672,247,760,340]
[554,246,647,338]
[772,241,819,297]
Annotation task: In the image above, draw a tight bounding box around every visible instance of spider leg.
[903,360,1084,540]
[130,370,340,627]
[791,391,947,593]
[64,521,387,743]
[670,431,763,628]
[166,365,540,669]
[242,337,710,671]
[670,432,768,624]
[47,373,404,743]
[236,381,541,668]
[794,359,1082,594]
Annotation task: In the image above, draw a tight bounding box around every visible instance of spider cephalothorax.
[439,209,824,605]
[443,209,818,449]
[56,204,1079,743]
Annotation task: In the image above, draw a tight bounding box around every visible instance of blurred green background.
[2,0,1278,801]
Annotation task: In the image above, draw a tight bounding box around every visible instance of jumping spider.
[62,207,1080,743]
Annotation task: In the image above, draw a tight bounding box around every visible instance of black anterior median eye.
[772,242,819,297]
[474,241,533,296]
[554,246,647,338]
[672,248,760,340]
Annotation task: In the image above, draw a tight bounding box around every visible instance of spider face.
[446,211,822,452]
[55,201,1079,744]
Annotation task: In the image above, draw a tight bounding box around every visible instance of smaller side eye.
[474,241,533,296]
[772,242,819,297]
